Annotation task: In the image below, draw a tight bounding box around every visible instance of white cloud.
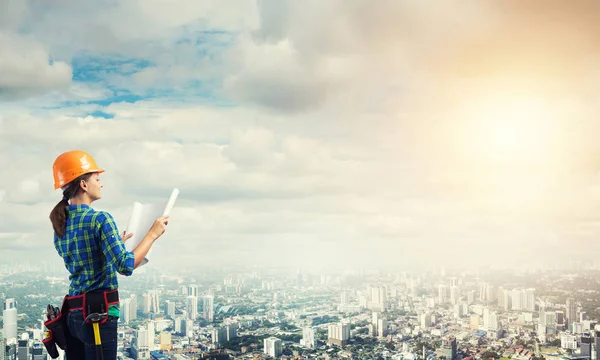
[0,33,72,99]
[3,0,600,269]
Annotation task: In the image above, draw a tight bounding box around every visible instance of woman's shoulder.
[89,208,116,224]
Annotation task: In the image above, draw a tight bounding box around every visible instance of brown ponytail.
[49,173,93,238]
[49,199,70,238]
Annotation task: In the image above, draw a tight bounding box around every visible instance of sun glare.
[466,96,555,167]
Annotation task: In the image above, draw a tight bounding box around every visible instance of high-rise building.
[581,333,592,358]
[212,327,227,345]
[566,298,577,327]
[556,311,565,330]
[0,333,6,360]
[226,324,237,341]
[377,319,387,337]
[174,317,183,334]
[159,332,172,351]
[120,294,137,324]
[467,290,475,304]
[483,308,498,331]
[186,296,198,320]
[303,327,316,349]
[489,311,498,331]
[188,285,199,297]
[358,294,368,309]
[147,321,155,351]
[130,294,138,320]
[296,268,303,286]
[121,298,132,324]
[17,338,28,360]
[449,286,459,305]
[165,300,176,318]
[478,283,498,303]
[203,295,214,322]
[420,312,432,328]
[5,341,16,360]
[370,286,386,311]
[327,323,350,346]
[594,331,600,360]
[441,337,457,360]
[30,343,44,360]
[525,289,536,311]
[3,299,17,342]
[142,291,160,314]
[438,285,447,304]
[340,291,349,305]
[510,289,535,311]
[264,337,282,357]
[561,333,577,349]
[479,283,489,302]
[135,327,149,360]
[497,287,505,308]
[371,312,381,336]
[183,319,193,338]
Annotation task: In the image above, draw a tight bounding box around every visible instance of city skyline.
[3,1,600,269]
[3,265,600,358]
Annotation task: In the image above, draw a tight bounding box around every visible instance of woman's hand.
[121,231,134,243]
[148,215,169,240]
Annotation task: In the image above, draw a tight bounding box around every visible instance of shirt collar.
[67,204,91,211]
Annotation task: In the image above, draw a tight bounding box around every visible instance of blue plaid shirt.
[54,204,135,297]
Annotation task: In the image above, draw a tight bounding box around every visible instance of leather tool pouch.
[42,331,60,358]
[83,291,110,325]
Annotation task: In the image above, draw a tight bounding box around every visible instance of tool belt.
[65,289,119,324]
[43,289,119,358]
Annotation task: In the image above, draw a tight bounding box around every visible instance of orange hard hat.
[52,150,105,189]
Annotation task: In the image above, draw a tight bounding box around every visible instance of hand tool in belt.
[86,312,108,360]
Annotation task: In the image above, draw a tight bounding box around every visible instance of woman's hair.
[49,173,94,238]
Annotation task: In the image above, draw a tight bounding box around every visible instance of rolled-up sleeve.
[97,212,135,276]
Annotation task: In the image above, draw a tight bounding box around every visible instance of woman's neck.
[69,194,93,206]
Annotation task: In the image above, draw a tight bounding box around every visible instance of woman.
[49,150,169,359]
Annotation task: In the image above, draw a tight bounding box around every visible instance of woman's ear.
[80,179,88,192]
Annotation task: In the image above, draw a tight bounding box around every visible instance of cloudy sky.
[2,0,600,270]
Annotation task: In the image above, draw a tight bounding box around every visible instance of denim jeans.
[65,310,118,360]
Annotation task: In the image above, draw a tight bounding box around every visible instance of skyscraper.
[566,298,576,327]
[438,285,447,304]
[226,324,237,341]
[450,286,459,305]
[203,295,214,322]
[264,337,282,357]
[303,327,316,349]
[186,296,198,320]
[441,337,457,360]
[121,298,132,324]
[142,291,159,314]
[188,285,199,297]
[340,291,349,305]
[581,333,592,358]
[212,327,227,345]
[370,286,386,311]
[3,299,17,342]
[165,300,176,318]
[0,333,5,360]
[327,323,350,346]
[594,331,600,360]
[121,295,138,324]
[17,338,28,360]
[147,321,155,351]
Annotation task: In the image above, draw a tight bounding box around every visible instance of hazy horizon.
[2,1,600,270]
